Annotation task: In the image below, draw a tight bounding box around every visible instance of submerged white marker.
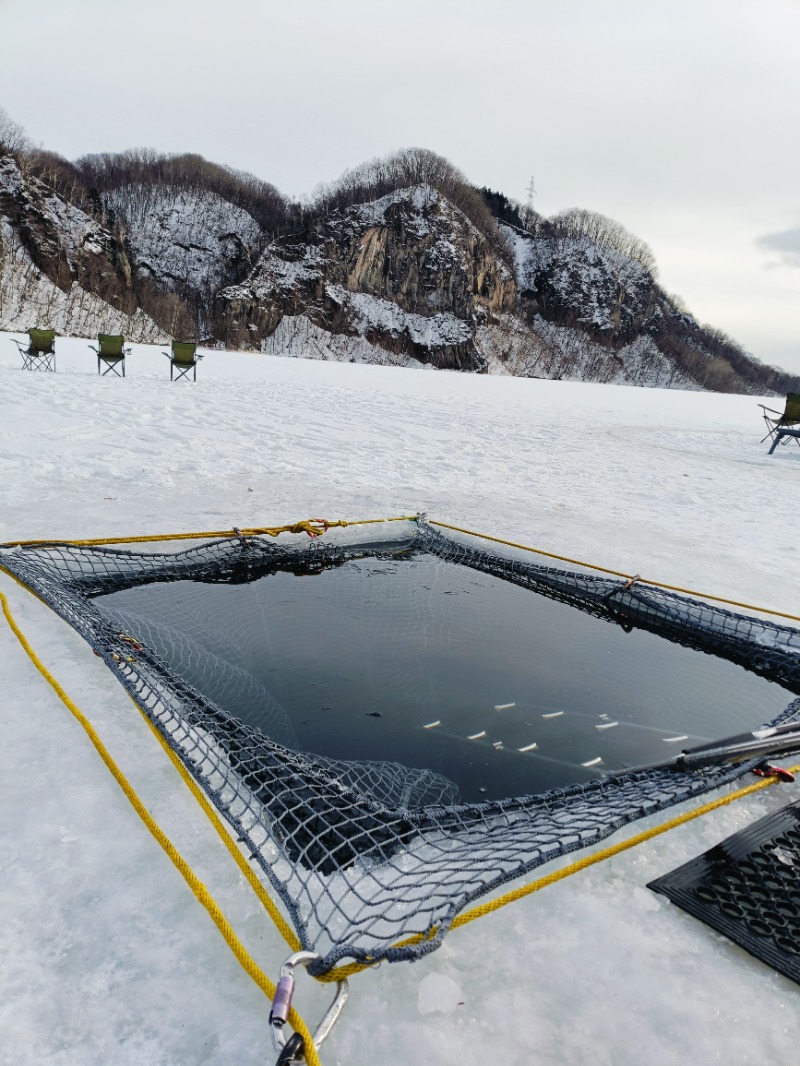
[542,711,564,719]
[468,730,487,740]
[595,721,619,730]
[494,703,516,711]
[582,757,603,767]
[518,741,538,753]
[423,720,441,729]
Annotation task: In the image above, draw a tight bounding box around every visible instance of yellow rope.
[430,519,800,622]
[0,590,323,1066]
[129,693,302,954]
[1,548,303,953]
[1,515,417,550]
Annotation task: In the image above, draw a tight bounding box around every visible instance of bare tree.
[549,208,657,275]
[0,108,32,156]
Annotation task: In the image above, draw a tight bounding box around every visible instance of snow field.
[1,333,799,1065]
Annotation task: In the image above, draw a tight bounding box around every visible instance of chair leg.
[22,351,55,371]
[99,358,124,377]
[760,416,777,444]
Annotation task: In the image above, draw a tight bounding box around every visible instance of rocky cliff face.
[216,187,516,371]
[1,149,793,394]
[103,183,263,300]
[0,156,164,341]
[0,156,134,310]
[508,226,660,341]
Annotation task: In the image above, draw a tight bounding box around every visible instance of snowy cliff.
[0,147,791,393]
[103,184,263,298]
[0,156,164,342]
[216,186,515,371]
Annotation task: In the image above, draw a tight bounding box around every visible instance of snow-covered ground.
[1,333,798,1065]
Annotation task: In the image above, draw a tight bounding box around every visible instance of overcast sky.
[2,0,798,372]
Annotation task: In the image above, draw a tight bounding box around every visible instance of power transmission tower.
[524,176,536,230]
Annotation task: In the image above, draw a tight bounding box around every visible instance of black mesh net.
[3,518,800,974]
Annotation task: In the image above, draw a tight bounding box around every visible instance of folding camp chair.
[89,334,130,377]
[758,393,800,449]
[164,341,202,381]
[13,328,56,372]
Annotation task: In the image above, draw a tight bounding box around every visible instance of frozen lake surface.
[2,333,799,1064]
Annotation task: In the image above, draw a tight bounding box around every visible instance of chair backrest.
[28,328,55,354]
[172,342,197,364]
[98,334,126,357]
[783,393,800,423]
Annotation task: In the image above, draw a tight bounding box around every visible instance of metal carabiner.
[269,950,349,1063]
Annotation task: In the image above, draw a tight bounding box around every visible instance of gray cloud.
[758,228,800,268]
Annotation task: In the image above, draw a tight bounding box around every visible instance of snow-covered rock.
[503,223,658,338]
[0,158,164,342]
[0,227,165,342]
[104,184,263,295]
[216,184,512,370]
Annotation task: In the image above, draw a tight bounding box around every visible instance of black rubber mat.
[648,799,800,984]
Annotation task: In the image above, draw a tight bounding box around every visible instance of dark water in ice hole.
[94,552,793,803]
